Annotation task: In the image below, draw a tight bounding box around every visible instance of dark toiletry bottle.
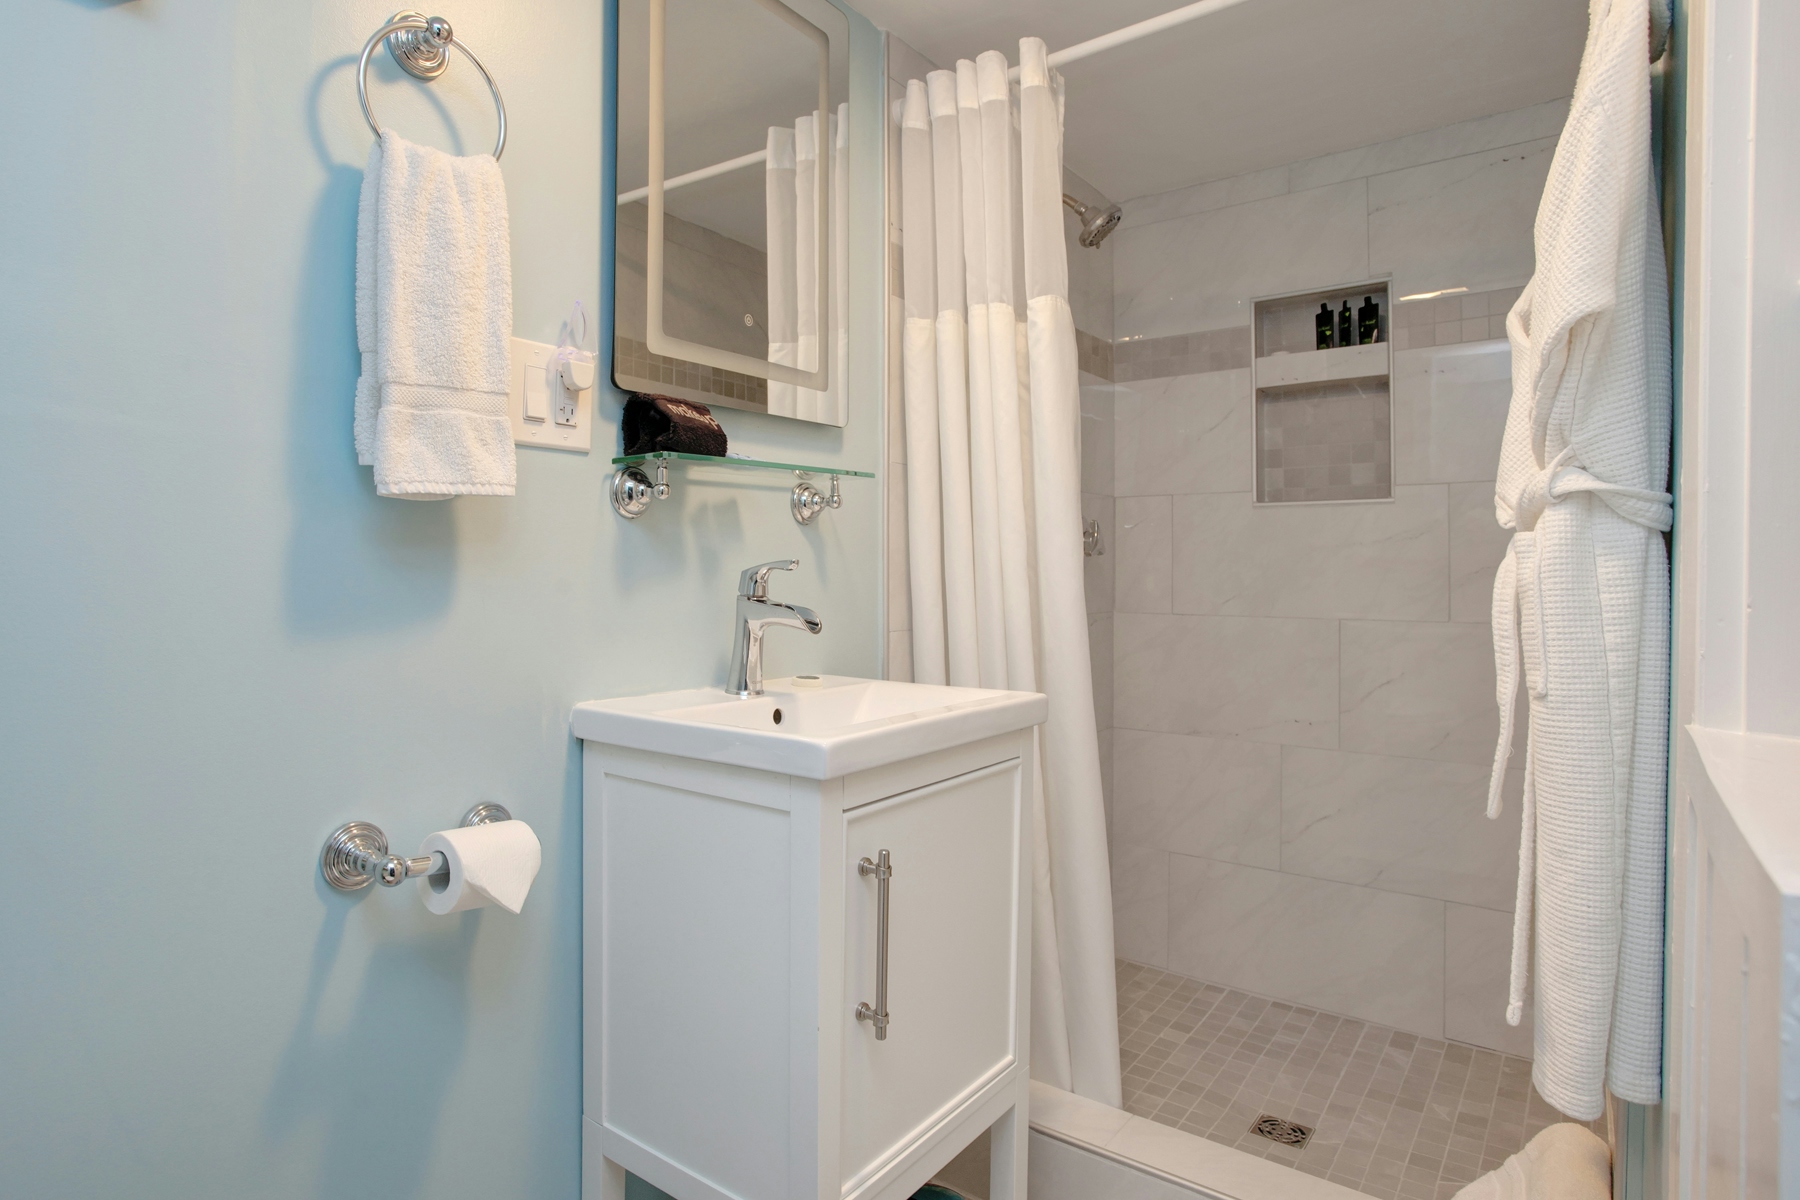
[1358,295,1380,344]
[1337,301,1353,348]
[1316,302,1334,350]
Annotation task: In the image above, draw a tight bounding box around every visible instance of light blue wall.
[0,1,884,1195]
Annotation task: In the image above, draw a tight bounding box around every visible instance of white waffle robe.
[1487,0,1672,1122]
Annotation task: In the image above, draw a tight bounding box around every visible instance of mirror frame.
[644,0,832,392]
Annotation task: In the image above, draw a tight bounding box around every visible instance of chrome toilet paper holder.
[320,803,512,892]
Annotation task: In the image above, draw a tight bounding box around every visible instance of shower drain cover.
[1250,1114,1314,1149]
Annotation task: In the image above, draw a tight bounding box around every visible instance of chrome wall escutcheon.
[791,473,841,525]
[610,466,656,518]
[320,805,512,891]
[855,849,893,1040]
[385,10,452,79]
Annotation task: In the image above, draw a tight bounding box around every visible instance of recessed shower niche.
[1252,282,1392,503]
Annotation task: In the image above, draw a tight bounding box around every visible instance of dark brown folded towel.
[621,393,729,458]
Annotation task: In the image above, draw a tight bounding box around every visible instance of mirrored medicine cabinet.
[613,0,851,427]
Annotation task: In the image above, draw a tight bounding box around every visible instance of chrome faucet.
[729,559,823,697]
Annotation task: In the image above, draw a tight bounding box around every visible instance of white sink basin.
[570,676,1047,779]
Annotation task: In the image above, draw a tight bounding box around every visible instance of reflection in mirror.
[615,0,850,426]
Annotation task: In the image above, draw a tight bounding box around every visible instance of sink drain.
[1249,1114,1313,1148]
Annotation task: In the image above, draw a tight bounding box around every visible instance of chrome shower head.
[1062,194,1122,248]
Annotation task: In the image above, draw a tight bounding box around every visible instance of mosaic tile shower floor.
[1117,961,1603,1200]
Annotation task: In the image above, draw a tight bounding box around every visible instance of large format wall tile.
[1090,610,1115,731]
[1113,844,1169,969]
[1113,729,1281,868]
[1171,487,1449,620]
[1445,903,1534,1057]
[887,466,910,635]
[1121,164,1292,230]
[1113,180,1370,341]
[1115,614,1339,747]
[1280,747,1523,910]
[1287,100,1570,193]
[1367,139,1555,297]
[1116,496,1173,613]
[1082,384,1116,494]
[1167,856,1446,1037]
[1391,341,1513,484]
[1339,620,1504,765]
[1083,491,1115,618]
[1450,481,1512,622]
[1114,369,1253,496]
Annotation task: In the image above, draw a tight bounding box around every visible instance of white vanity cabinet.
[574,679,1045,1200]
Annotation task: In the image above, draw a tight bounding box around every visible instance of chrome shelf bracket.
[609,459,669,519]
[792,473,842,525]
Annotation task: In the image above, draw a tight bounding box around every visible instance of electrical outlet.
[507,336,591,453]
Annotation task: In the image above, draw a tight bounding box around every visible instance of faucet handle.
[739,559,798,600]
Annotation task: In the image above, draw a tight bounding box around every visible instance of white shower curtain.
[899,40,1121,1106]
[766,105,847,425]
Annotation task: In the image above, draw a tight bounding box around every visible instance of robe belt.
[1507,447,1673,701]
[1489,447,1672,1026]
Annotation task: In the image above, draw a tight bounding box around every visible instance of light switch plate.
[508,337,592,453]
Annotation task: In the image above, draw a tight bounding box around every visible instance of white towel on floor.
[1486,0,1671,1121]
[1453,1123,1611,1200]
[353,131,515,498]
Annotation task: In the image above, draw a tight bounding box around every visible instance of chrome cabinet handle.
[855,849,893,1040]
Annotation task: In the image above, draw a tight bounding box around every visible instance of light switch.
[523,362,551,422]
[507,337,592,453]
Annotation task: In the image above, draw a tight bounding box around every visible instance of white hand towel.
[353,130,515,499]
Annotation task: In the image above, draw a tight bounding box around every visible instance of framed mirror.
[614,0,851,426]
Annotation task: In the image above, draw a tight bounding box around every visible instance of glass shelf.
[608,451,873,524]
[610,451,874,479]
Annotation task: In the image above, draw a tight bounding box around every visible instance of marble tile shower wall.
[1105,99,1567,1059]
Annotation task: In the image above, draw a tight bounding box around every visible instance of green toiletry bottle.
[1316,302,1334,349]
[1337,301,1353,349]
[1358,295,1380,344]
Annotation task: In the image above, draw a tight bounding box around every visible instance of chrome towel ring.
[356,11,507,160]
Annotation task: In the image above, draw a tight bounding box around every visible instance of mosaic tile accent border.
[1257,382,1391,503]
[1391,287,1523,352]
[1118,961,1603,1200]
[613,334,769,408]
[1113,325,1251,383]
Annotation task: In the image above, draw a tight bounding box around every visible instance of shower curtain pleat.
[900,83,948,684]
[765,127,797,417]
[898,39,1122,1107]
[926,71,982,688]
[793,113,820,424]
[977,51,1038,693]
[765,109,846,426]
[954,62,1010,692]
[828,104,848,427]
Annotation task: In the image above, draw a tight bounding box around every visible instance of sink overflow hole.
[1250,1115,1313,1149]
[772,708,783,725]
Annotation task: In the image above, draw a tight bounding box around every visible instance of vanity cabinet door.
[837,759,1022,1195]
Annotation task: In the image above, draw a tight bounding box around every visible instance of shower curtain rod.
[617,0,1256,206]
[616,147,768,206]
[1008,0,1255,79]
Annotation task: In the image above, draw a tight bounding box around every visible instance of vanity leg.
[988,1102,1027,1200]
[582,1119,628,1200]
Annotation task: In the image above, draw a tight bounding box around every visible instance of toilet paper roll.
[418,819,542,915]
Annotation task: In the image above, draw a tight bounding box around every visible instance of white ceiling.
[855,0,1586,203]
